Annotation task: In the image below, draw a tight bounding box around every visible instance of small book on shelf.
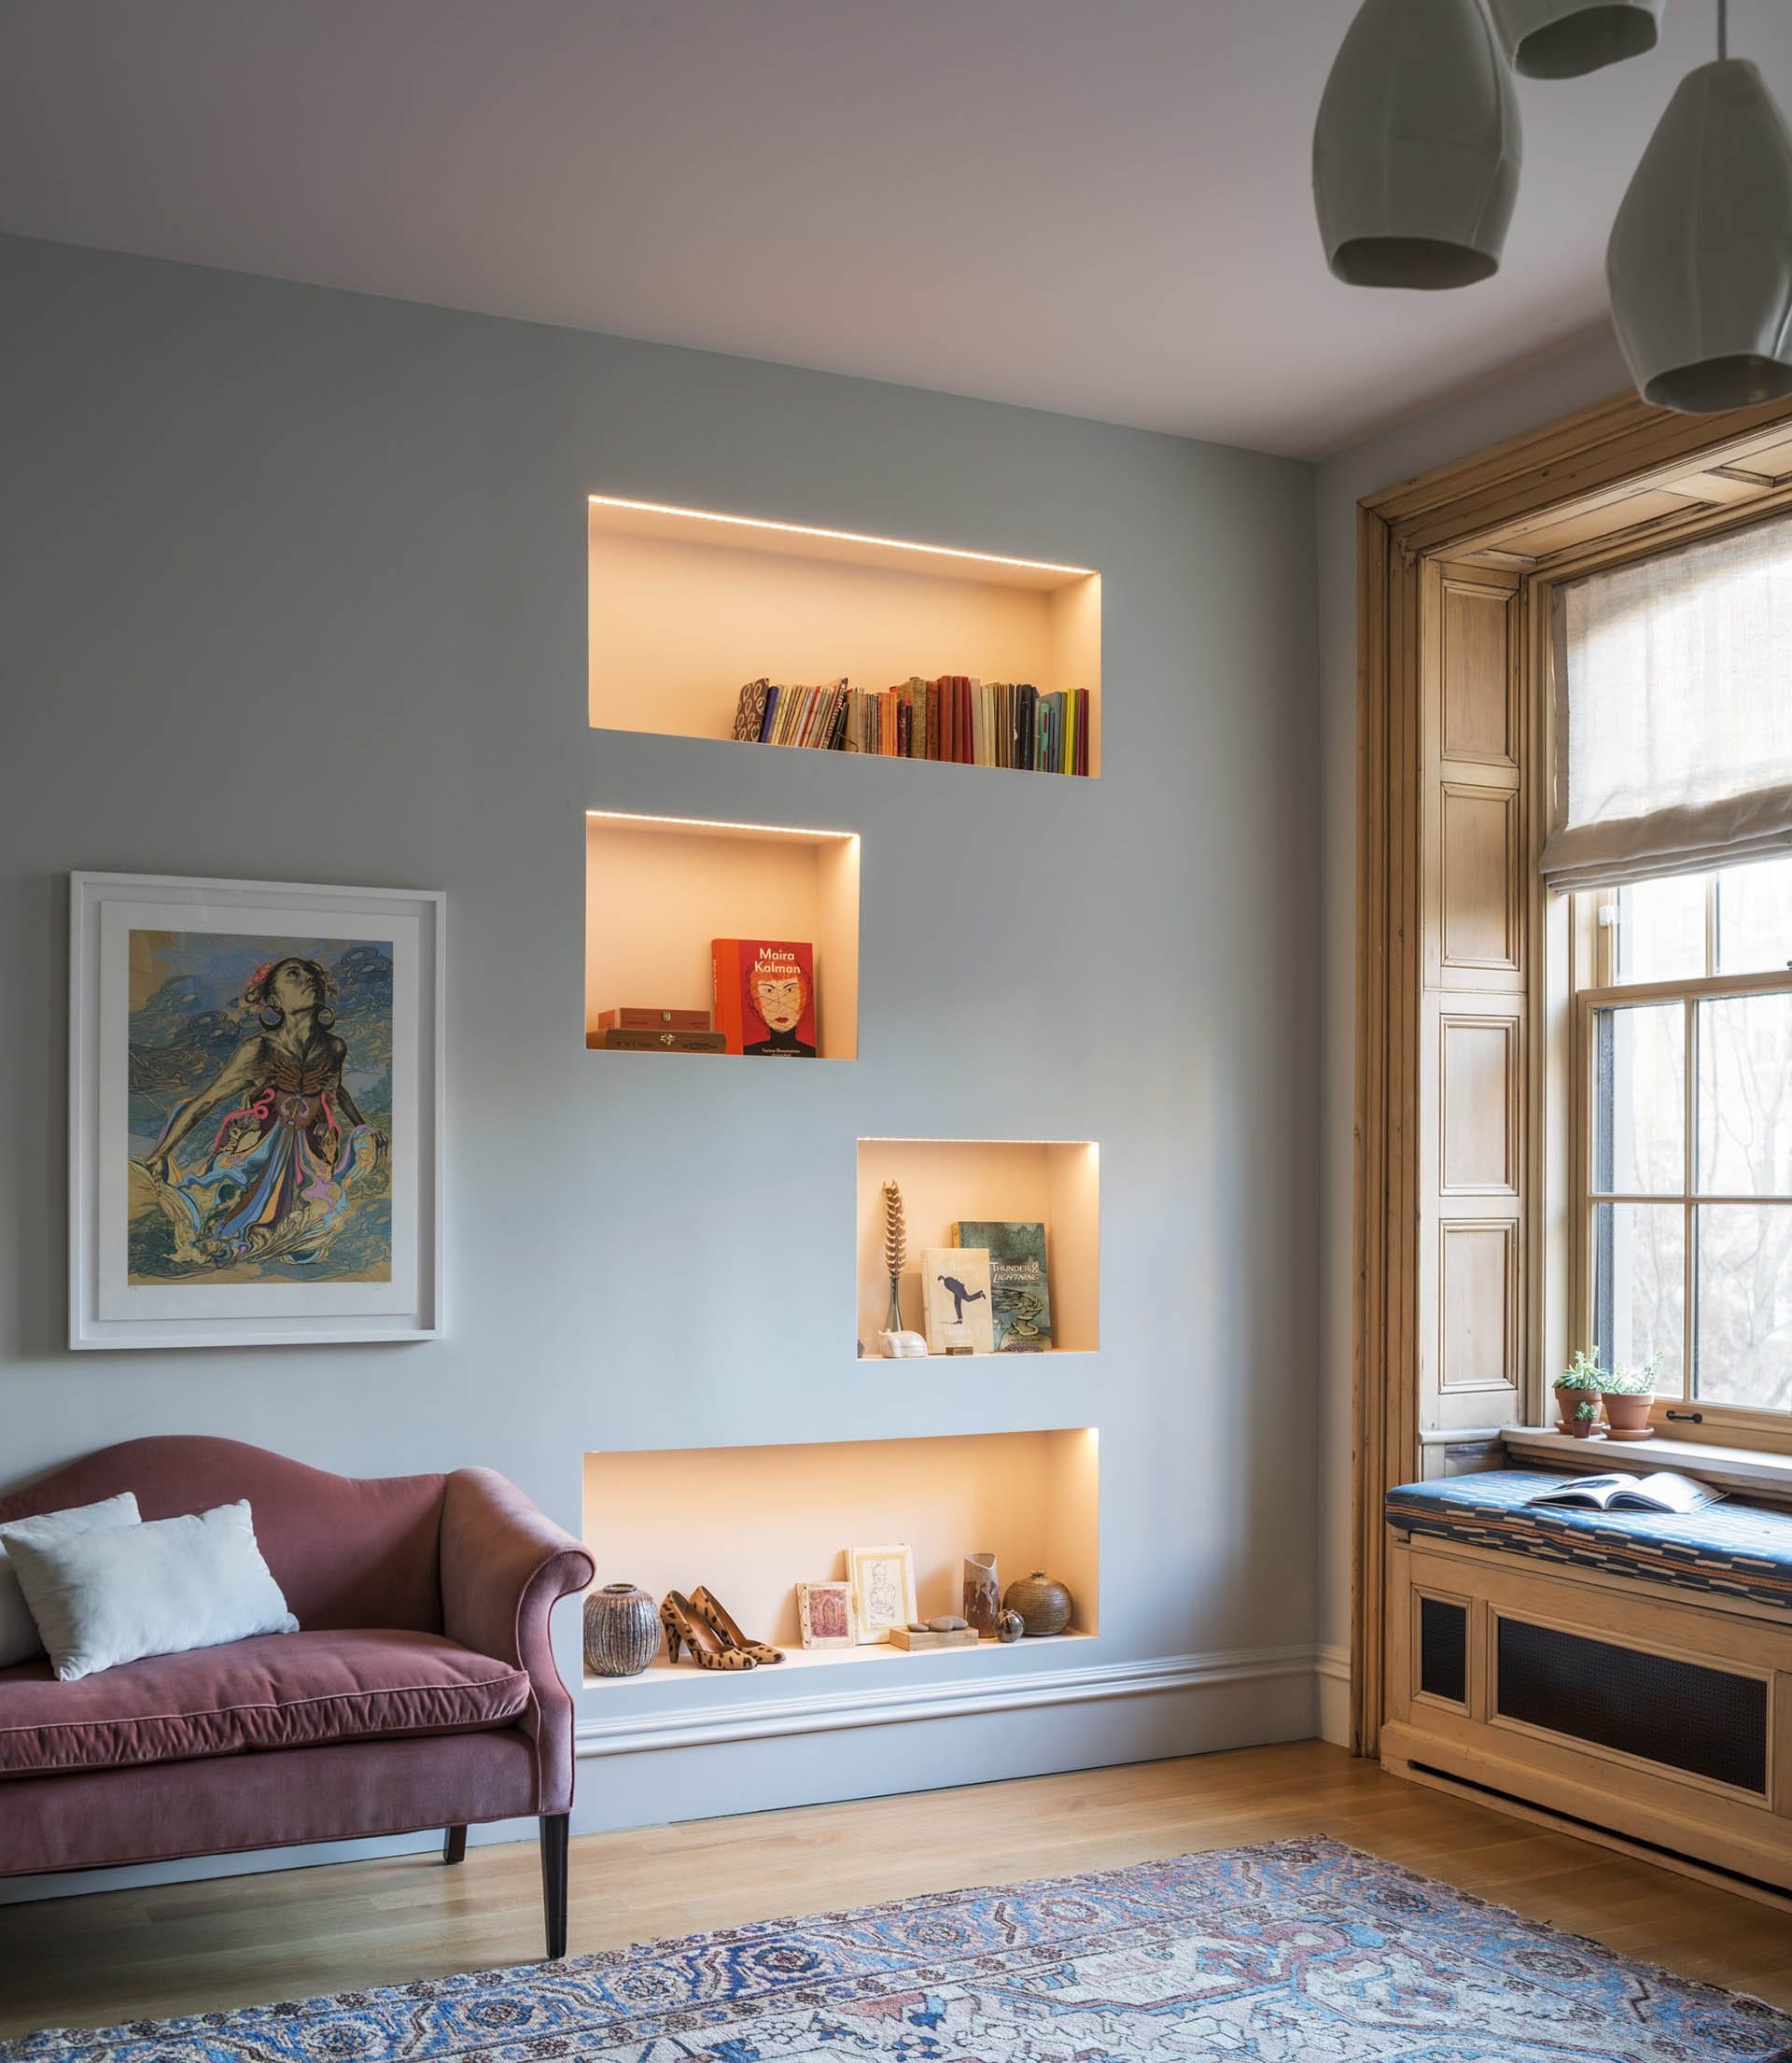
[712,938,818,1056]
[952,1220,1051,1351]
[1523,1472,1725,1515]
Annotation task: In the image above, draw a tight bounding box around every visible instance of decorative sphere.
[996,1609,1026,1644]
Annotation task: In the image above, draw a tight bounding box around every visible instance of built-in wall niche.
[588,497,1102,775]
[856,1138,1099,1359]
[584,812,859,1060]
[581,1427,1099,1685]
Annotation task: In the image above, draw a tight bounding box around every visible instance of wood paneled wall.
[1421,565,1526,1438]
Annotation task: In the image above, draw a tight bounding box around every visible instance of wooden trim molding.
[1351,385,1792,1759]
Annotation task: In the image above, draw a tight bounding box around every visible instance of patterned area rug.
[7,1837,1791,2062]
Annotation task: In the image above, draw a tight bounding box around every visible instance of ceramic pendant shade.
[1312,0,1522,290]
[1606,59,1792,414]
[1490,0,1659,80]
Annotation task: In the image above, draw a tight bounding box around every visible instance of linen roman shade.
[1542,512,1792,891]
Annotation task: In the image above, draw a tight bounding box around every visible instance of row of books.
[729,676,1092,775]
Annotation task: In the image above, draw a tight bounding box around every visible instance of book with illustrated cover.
[921,1245,995,1353]
[1523,1472,1725,1515]
[711,938,818,1056]
[952,1221,1051,1351]
[731,678,772,742]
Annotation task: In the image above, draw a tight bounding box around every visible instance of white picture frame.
[847,1541,917,1645]
[69,872,444,1350]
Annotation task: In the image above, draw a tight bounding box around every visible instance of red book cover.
[711,938,818,1057]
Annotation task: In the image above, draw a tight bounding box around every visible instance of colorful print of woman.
[138,957,389,1271]
[743,953,817,1057]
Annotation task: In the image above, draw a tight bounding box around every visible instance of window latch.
[1664,1409,1703,1424]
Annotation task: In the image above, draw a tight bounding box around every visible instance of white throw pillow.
[0,1493,141,1668]
[5,1499,298,1681]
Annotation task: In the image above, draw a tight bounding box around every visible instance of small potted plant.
[1553,1350,1606,1439]
[1601,1358,1659,1440]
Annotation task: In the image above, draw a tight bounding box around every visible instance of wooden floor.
[4,1741,1791,2036]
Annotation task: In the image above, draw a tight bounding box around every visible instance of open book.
[1524,1472,1725,1516]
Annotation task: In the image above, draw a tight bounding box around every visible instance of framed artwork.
[795,1579,855,1649]
[69,872,444,1350]
[847,1542,917,1645]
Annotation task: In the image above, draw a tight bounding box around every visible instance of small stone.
[906,1621,930,1633]
[927,1615,969,1632]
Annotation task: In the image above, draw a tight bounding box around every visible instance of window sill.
[1501,1424,1792,1502]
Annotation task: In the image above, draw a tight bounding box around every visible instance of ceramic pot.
[583,1581,661,1677]
[1603,1391,1655,1437]
[963,1551,1001,1636]
[1003,1568,1073,1636]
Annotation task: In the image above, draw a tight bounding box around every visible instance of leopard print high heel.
[691,1585,785,1664]
[661,1590,758,1669]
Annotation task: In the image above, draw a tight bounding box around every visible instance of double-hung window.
[1547,514,1792,1435]
[1580,860,1792,1420]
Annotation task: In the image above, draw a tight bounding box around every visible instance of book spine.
[898,697,911,758]
[927,679,942,760]
[711,941,745,1053]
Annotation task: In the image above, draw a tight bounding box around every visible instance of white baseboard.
[578,1643,1328,1757]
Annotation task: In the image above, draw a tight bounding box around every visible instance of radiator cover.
[1420,1595,1468,1705]
[1495,1616,1767,1795]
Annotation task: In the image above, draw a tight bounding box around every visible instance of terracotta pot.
[1603,1391,1655,1435]
[1553,1388,1602,1438]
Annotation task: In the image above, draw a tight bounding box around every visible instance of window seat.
[1387,1472,1792,1613]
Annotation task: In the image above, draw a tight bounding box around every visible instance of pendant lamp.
[1313,0,1522,290]
[1489,0,1659,81]
[1606,6,1792,414]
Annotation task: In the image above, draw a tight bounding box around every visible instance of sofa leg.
[539,1813,569,1960]
[442,1825,468,1865]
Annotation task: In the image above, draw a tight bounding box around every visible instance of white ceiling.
[3,0,1788,458]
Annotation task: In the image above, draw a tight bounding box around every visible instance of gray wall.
[2,234,1321,1882]
[1312,330,1634,1737]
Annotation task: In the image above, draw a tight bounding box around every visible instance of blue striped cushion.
[1386,1471,1792,1612]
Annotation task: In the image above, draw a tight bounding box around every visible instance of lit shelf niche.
[581,1427,1099,1687]
[588,496,1101,775]
[857,1138,1099,1358]
[585,812,860,1060]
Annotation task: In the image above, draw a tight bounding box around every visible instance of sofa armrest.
[440,1468,593,1815]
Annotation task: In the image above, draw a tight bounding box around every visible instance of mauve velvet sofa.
[0,1436,594,1958]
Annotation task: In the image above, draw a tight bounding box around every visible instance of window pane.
[1593,1201,1684,1392]
[1592,1003,1684,1195]
[1716,853,1792,975]
[1616,872,1708,984]
[1696,993,1792,1197]
[1695,1205,1792,1410]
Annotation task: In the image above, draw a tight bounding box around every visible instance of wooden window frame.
[1354,388,1792,1757]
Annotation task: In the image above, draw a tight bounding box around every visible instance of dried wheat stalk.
[882,1180,907,1282]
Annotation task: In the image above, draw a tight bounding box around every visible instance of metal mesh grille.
[1496,1617,1767,1794]
[1419,1596,1467,1705]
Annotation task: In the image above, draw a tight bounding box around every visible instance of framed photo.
[848,1542,917,1645]
[69,873,444,1350]
[795,1579,855,1649]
